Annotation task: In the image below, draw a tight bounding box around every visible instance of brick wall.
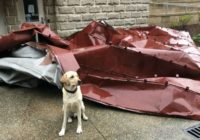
[54,0,149,37]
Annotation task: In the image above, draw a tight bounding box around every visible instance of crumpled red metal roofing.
[1,20,200,120]
[0,23,69,52]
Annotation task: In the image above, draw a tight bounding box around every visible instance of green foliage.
[179,15,192,26]
[170,14,192,28]
[193,34,200,44]
[170,21,180,28]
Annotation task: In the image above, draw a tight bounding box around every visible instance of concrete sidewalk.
[0,83,198,140]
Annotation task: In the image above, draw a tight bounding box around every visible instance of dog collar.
[65,87,77,94]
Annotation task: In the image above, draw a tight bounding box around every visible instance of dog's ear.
[60,74,67,84]
[77,76,81,81]
[60,74,70,86]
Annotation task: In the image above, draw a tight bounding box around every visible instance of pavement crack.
[89,120,107,140]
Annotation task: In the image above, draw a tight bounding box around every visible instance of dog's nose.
[78,80,81,85]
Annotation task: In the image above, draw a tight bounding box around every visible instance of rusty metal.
[1,21,200,120]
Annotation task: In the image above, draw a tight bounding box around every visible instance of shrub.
[193,34,200,45]
[170,14,192,28]
[179,15,192,26]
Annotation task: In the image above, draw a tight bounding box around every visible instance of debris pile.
[1,21,200,120]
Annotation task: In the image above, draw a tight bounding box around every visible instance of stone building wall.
[149,0,200,27]
[3,0,56,34]
[4,0,20,32]
[2,0,149,37]
[54,0,149,37]
[43,0,57,31]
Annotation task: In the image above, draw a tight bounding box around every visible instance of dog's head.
[60,71,81,91]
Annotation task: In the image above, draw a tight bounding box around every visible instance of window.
[23,0,39,22]
[17,0,44,23]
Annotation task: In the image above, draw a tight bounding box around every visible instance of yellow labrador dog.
[59,71,88,136]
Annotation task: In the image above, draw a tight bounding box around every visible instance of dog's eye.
[70,75,74,79]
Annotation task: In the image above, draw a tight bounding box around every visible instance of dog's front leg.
[76,105,82,134]
[59,106,68,136]
[81,101,88,121]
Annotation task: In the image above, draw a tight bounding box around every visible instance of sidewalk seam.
[89,120,107,140]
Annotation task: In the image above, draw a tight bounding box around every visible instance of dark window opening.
[23,0,39,22]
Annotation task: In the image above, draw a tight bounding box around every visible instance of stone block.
[120,12,132,18]
[131,0,139,4]
[75,6,88,13]
[96,13,108,20]
[141,11,149,17]
[124,19,136,25]
[67,0,80,6]
[108,0,119,5]
[108,13,120,19]
[89,7,101,13]
[95,0,107,5]
[131,12,140,18]
[137,4,148,11]
[59,7,74,14]
[68,15,82,21]
[55,0,64,6]
[136,18,147,24]
[102,6,113,12]
[56,15,67,22]
[126,5,137,11]
[81,0,94,6]
[59,22,76,30]
[82,14,95,21]
[120,0,131,4]
[114,5,125,12]
[113,19,124,26]
[138,0,149,4]
[57,30,70,37]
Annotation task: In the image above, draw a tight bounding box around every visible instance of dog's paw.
[76,127,82,134]
[59,128,65,136]
[67,117,73,123]
[83,115,88,121]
